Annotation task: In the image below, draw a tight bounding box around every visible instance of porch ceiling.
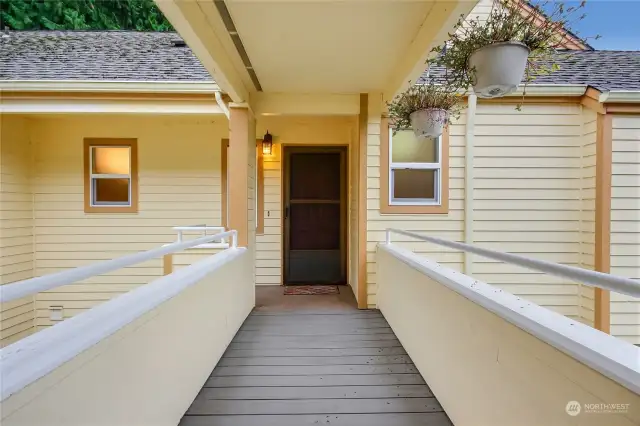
[157,0,476,105]
[227,1,436,93]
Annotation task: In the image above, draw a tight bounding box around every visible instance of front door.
[283,146,346,285]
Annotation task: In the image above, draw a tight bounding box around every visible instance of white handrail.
[0,246,247,401]
[172,225,226,243]
[0,230,237,304]
[385,228,640,298]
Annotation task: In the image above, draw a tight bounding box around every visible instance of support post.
[228,106,256,247]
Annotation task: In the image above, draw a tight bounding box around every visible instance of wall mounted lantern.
[262,131,273,155]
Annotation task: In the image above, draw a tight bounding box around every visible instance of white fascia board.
[599,90,640,103]
[0,80,220,94]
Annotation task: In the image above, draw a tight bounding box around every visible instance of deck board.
[180,309,452,426]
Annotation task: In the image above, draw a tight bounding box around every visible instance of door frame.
[280,144,349,285]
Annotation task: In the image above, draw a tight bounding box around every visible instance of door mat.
[284,285,340,295]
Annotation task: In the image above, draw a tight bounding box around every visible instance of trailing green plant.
[427,0,598,104]
[387,82,463,135]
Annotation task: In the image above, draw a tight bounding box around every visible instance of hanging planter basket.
[410,108,449,138]
[467,41,530,99]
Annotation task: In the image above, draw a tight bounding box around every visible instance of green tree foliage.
[0,0,173,31]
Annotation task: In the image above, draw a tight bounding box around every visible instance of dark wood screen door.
[283,146,347,285]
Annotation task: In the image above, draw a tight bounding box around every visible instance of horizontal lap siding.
[579,109,597,325]
[0,116,36,347]
[29,116,227,329]
[610,115,640,344]
[472,104,582,319]
[366,113,465,308]
[255,117,357,286]
[367,104,585,315]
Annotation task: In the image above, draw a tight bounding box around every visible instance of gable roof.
[1,31,638,92]
[0,31,211,82]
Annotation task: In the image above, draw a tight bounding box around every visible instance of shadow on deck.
[179,286,452,426]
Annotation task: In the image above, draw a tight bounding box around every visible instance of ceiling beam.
[250,93,360,116]
[384,0,479,102]
[155,0,250,102]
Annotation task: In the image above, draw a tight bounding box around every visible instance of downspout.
[215,91,230,119]
[464,94,477,274]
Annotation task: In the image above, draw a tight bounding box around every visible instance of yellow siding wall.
[366,111,465,307]
[471,104,583,319]
[254,116,358,286]
[466,0,494,24]
[367,103,586,314]
[579,109,597,325]
[28,115,228,329]
[610,115,640,344]
[0,115,36,346]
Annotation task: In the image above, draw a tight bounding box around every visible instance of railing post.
[163,254,173,275]
[177,230,183,243]
[385,229,391,245]
[231,230,238,248]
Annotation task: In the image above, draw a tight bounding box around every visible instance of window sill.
[84,205,138,214]
[380,203,449,215]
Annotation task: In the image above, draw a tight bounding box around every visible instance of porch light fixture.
[262,131,273,155]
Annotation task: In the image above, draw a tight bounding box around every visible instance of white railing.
[0,247,244,402]
[0,230,237,303]
[172,225,229,248]
[376,242,640,425]
[386,228,640,298]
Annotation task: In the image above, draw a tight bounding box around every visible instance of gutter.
[500,84,588,97]
[598,90,640,103]
[215,91,230,118]
[0,80,220,94]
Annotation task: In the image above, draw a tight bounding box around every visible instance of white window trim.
[89,145,133,207]
[388,128,442,206]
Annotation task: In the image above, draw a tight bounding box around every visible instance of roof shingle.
[1,31,638,92]
[0,31,211,82]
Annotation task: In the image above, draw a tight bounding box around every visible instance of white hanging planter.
[468,41,530,99]
[410,108,448,138]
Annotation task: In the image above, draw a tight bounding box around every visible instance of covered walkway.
[180,287,451,426]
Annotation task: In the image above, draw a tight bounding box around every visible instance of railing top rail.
[0,246,247,402]
[385,228,640,299]
[0,230,238,304]
[172,225,225,231]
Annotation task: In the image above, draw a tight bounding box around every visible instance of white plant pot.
[410,108,448,138]
[468,41,530,98]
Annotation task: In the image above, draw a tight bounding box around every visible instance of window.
[84,139,138,213]
[380,118,449,214]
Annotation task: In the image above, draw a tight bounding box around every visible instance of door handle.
[285,205,290,219]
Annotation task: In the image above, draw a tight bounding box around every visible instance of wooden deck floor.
[179,308,452,426]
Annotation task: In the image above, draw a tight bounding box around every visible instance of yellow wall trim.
[594,113,612,333]
[358,94,368,308]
